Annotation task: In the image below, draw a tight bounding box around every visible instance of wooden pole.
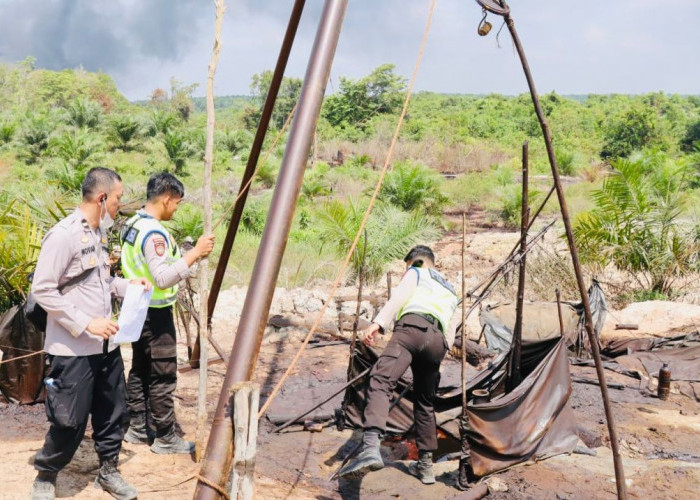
[508,141,529,391]
[196,0,225,463]
[349,229,367,361]
[461,212,468,414]
[230,382,259,500]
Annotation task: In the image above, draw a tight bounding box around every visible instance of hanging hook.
[478,9,493,36]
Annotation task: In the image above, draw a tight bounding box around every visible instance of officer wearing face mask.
[30,167,152,500]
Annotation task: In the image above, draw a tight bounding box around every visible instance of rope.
[258,0,438,418]
[0,349,44,365]
[195,474,230,500]
[212,103,298,232]
[0,344,41,354]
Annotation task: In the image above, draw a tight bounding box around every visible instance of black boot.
[31,471,57,500]
[408,450,435,485]
[124,412,150,445]
[457,457,478,490]
[338,430,384,480]
[94,456,138,500]
[150,426,194,455]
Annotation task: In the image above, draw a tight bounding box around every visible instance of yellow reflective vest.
[397,267,458,336]
[120,212,181,308]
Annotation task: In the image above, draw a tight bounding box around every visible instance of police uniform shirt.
[31,208,130,356]
[138,214,191,290]
[373,267,462,348]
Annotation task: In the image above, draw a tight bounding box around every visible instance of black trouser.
[363,313,448,451]
[34,348,128,474]
[126,306,178,436]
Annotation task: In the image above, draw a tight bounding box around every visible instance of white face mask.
[99,198,115,232]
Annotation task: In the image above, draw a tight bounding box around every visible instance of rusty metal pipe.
[500,6,628,498]
[194,1,348,498]
[508,141,529,391]
[204,0,306,326]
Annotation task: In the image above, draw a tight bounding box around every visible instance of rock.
[601,301,700,341]
[486,476,509,493]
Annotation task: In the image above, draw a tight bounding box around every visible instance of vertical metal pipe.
[461,212,468,413]
[508,141,528,391]
[502,10,628,499]
[194,1,348,498]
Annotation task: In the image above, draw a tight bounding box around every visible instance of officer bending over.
[339,245,460,485]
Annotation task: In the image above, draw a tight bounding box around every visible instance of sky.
[0,0,698,101]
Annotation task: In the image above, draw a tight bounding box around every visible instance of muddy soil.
[2,225,699,499]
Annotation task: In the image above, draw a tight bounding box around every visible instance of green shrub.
[65,98,102,129]
[108,115,142,151]
[379,161,447,215]
[573,153,698,294]
[0,121,16,145]
[18,115,53,164]
[241,195,270,235]
[317,199,439,283]
[500,184,541,229]
[555,148,576,176]
[50,129,104,168]
[162,129,196,174]
[167,203,203,242]
[218,128,251,156]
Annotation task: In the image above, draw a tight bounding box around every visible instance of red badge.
[153,237,166,257]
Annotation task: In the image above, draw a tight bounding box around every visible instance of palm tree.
[379,161,447,215]
[108,115,142,151]
[65,98,102,129]
[162,129,195,174]
[573,153,699,294]
[50,129,104,168]
[317,199,439,283]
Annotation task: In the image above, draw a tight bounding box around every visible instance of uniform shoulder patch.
[153,236,166,257]
[429,269,456,295]
[123,227,140,246]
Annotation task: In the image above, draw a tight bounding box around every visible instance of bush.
[218,127,251,156]
[0,121,16,145]
[65,98,102,129]
[161,129,196,174]
[555,148,576,176]
[680,120,700,153]
[18,115,52,164]
[379,161,447,215]
[601,105,667,159]
[500,184,541,229]
[167,203,203,242]
[573,154,699,294]
[241,195,270,235]
[317,199,439,283]
[108,115,142,151]
[50,129,104,168]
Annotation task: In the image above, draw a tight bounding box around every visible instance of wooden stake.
[349,229,367,361]
[196,0,226,463]
[461,212,468,416]
[230,382,259,500]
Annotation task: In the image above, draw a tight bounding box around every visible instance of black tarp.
[0,304,46,404]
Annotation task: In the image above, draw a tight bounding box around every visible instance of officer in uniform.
[120,172,215,454]
[339,245,460,484]
[30,167,151,500]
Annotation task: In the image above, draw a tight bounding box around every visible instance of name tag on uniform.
[123,227,139,246]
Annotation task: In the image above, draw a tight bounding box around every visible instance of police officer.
[120,172,215,454]
[339,245,460,484]
[30,167,151,500]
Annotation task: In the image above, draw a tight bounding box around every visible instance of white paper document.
[113,284,153,343]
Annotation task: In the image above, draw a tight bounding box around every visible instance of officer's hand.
[361,323,381,346]
[87,318,119,339]
[195,234,216,258]
[130,278,152,291]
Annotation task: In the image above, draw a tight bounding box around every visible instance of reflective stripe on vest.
[120,212,181,308]
[397,267,458,335]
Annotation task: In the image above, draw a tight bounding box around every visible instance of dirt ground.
[2,225,700,499]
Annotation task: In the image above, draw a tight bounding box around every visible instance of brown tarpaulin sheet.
[340,338,578,477]
[0,304,46,404]
[465,339,578,476]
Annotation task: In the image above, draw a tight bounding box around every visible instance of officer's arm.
[31,228,92,337]
[372,268,419,333]
[143,233,191,289]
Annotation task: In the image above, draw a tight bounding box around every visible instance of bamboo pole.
[196,0,225,463]
[507,141,529,391]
